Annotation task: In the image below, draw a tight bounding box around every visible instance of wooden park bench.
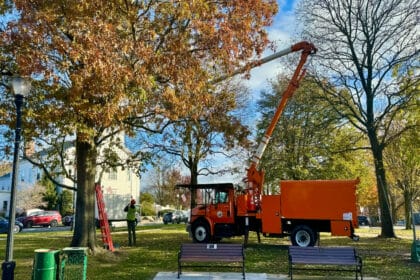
[177,243,245,279]
[288,246,363,280]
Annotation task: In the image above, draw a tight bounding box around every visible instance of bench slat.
[178,243,245,279]
[288,246,363,280]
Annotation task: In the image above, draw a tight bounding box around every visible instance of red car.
[21,210,62,228]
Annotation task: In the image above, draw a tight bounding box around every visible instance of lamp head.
[11,76,31,97]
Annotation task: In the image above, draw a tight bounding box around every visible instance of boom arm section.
[212,45,302,84]
[245,41,316,211]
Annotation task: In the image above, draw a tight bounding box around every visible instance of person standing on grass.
[124,198,137,246]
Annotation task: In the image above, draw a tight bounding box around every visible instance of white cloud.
[244,0,299,95]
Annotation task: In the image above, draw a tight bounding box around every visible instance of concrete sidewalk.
[154,272,287,280]
[154,272,379,279]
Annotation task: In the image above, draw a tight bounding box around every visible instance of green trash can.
[411,240,420,263]
[60,247,88,280]
[32,249,60,280]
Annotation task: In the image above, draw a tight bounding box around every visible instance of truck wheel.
[192,222,210,243]
[291,225,317,247]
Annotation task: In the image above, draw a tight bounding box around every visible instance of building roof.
[0,163,12,177]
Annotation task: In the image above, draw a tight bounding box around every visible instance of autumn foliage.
[5,1,277,130]
[1,0,278,249]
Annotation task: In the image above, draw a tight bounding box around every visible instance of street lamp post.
[411,198,420,262]
[2,77,31,280]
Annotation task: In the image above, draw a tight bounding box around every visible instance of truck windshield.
[215,191,228,204]
[195,189,229,205]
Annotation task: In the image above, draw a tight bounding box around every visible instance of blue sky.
[279,0,295,12]
[245,0,298,91]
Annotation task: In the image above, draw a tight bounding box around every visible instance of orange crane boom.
[244,41,316,211]
[212,41,316,212]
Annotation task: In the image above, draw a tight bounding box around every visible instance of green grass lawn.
[0,224,419,279]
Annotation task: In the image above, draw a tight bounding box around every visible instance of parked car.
[63,215,74,226]
[0,217,23,233]
[396,220,406,226]
[358,215,371,226]
[21,210,62,228]
[16,209,43,223]
[398,214,420,226]
[162,212,173,224]
[414,213,420,225]
[172,210,188,224]
[162,210,189,224]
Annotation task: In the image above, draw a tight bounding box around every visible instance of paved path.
[154,272,380,279]
[154,272,287,279]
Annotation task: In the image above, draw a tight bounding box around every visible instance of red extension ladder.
[95,183,115,251]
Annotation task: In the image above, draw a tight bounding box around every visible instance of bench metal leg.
[289,263,293,279]
[357,256,363,280]
[177,259,181,278]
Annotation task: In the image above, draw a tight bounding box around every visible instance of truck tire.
[291,225,317,247]
[192,221,210,243]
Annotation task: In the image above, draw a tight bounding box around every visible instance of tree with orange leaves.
[0,0,277,250]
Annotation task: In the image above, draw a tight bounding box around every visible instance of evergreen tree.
[139,192,155,216]
[60,190,74,216]
[40,176,58,210]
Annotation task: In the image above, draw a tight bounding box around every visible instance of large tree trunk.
[404,189,412,230]
[189,159,199,208]
[389,186,398,225]
[368,132,396,238]
[71,136,98,251]
[190,160,199,185]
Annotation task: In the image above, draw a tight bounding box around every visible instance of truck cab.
[181,183,242,243]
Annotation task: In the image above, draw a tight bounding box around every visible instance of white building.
[0,132,140,218]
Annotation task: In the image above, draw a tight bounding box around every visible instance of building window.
[2,201,7,212]
[108,170,117,180]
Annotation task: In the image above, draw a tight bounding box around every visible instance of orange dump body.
[259,179,359,238]
[279,179,358,226]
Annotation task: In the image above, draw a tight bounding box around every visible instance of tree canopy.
[0,0,278,250]
[257,76,375,195]
[297,0,419,238]
[133,82,251,185]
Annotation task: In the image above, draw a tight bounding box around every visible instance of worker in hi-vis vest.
[124,198,137,246]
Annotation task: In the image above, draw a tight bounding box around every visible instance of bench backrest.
[289,246,357,262]
[180,243,244,258]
